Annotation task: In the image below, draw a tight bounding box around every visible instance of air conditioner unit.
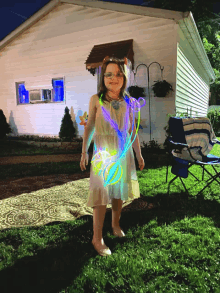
[29,89,43,103]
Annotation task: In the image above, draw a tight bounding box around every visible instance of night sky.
[0,0,220,42]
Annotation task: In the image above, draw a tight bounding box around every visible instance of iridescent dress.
[86,94,140,207]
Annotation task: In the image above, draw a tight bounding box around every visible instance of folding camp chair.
[166,116,220,196]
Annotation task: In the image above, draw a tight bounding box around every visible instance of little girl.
[80,56,145,256]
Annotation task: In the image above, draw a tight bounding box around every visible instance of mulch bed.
[0,172,90,201]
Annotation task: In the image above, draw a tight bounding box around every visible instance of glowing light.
[92,93,146,187]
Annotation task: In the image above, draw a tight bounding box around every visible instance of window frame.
[16,77,66,105]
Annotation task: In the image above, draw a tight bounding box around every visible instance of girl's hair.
[97,56,132,104]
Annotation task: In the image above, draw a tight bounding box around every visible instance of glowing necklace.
[106,92,123,110]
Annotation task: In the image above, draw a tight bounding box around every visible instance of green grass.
[0,140,220,292]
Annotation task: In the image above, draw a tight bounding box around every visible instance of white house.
[0,0,216,148]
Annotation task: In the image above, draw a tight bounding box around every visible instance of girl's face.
[104,63,124,94]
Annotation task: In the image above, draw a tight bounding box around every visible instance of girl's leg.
[112,198,123,228]
[92,205,107,244]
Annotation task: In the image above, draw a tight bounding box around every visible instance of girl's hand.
[80,153,89,171]
[137,155,145,171]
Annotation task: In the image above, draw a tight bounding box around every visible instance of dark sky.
[0,0,220,42]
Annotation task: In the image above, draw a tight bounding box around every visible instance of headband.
[102,56,128,66]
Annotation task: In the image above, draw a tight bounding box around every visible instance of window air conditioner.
[29,89,43,103]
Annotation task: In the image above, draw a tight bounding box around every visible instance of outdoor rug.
[0,178,154,231]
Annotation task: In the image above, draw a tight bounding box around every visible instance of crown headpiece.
[102,56,128,66]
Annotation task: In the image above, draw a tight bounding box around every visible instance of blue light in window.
[52,79,64,102]
[18,84,29,103]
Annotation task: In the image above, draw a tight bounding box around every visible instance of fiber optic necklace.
[91,92,146,187]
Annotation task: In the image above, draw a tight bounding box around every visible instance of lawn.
[0,139,220,292]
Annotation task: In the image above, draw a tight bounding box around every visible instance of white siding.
[0,2,177,146]
[176,26,210,118]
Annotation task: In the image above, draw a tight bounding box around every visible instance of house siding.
[176,26,210,117]
[0,2,178,146]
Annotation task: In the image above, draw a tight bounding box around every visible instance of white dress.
[86,94,140,208]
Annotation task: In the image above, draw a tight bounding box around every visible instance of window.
[17,83,29,104]
[52,79,64,102]
[16,78,64,104]
[43,89,52,101]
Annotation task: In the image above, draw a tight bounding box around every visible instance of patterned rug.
[0,177,155,231]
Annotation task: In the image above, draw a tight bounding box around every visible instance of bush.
[0,109,12,140]
[59,106,77,141]
[141,139,165,154]
[207,108,220,135]
[6,134,83,143]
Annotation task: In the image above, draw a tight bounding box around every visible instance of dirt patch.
[0,172,90,201]
[0,153,89,165]
[0,153,92,200]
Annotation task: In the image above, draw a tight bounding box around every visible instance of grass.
[0,140,220,292]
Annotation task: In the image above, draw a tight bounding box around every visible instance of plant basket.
[152,80,174,97]
[127,86,146,100]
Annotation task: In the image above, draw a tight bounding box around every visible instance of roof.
[85,39,134,75]
[0,0,216,83]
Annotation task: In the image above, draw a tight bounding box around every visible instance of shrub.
[59,106,77,142]
[0,109,12,140]
[207,108,220,135]
[141,139,164,154]
[6,134,83,143]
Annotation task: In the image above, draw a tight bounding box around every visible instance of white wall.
[176,26,210,118]
[0,2,177,147]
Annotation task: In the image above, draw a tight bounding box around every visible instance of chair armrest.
[168,138,198,162]
[168,138,188,148]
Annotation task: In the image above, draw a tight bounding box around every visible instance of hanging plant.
[127,85,146,100]
[152,80,174,97]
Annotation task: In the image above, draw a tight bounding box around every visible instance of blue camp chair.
[166,116,220,196]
